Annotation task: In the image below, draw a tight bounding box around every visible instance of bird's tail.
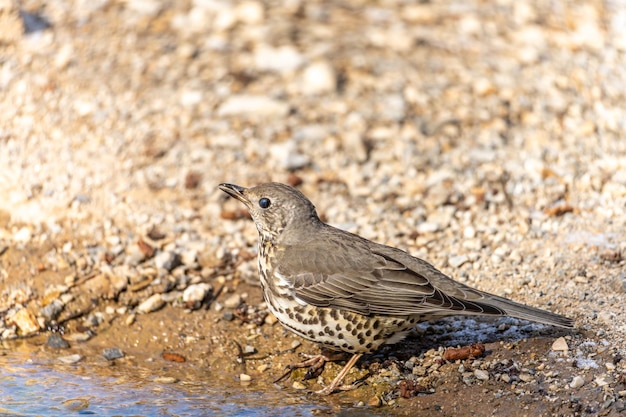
[485,295,574,328]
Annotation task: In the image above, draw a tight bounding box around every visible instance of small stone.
[58,354,83,364]
[264,313,278,325]
[217,95,289,118]
[13,227,32,243]
[501,374,511,383]
[234,0,264,23]
[254,45,303,73]
[137,293,165,313]
[65,332,93,342]
[290,340,302,350]
[180,250,198,266]
[244,345,256,354]
[417,221,440,234]
[183,283,212,309]
[154,251,182,271]
[474,369,489,381]
[594,376,609,387]
[125,314,136,326]
[570,375,585,389]
[518,373,534,383]
[552,337,569,352]
[448,255,469,268]
[368,396,382,407]
[154,376,178,384]
[7,308,40,336]
[239,373,252,382]
[102,347,125,360]
[299,61,336,95]
[223,311,234,321]
[46,334,70,349]
[223,293,242,309]
[463,226,476,239]
[270,141,310,171]
[292,381,307,390]
[257,364,269,372]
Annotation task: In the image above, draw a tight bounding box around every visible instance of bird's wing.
[276,233,506,318]
[277,230,573,328]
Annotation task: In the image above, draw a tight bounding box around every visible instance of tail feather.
[486,295,574,328]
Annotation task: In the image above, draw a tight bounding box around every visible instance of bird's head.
[219,182,320,241]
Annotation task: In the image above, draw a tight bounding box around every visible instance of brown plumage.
[219,182,573,394]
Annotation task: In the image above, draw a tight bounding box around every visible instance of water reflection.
[0,347,331,416]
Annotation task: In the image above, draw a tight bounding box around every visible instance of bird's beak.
[219,183,250,205]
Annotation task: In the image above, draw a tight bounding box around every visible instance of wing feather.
[274,226,572,328]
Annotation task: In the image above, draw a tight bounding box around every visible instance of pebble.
[183,283,212,308]
[292,381,307,390]
[102,347,125,360]
[551,337,569,352]
[13,227,32,243]
[66,332,93,342]
[217,95,290,118]
[474,369,489,381]
[154,376,178,384]
[239,373,252,382]
[299,61,336,95]
[254,45,304,73]
[137,294,165,313]
[58,354,83,364]
[448,255,469,268]
[46,334,70,349]
[270,141,310,171]
[223,293,242,309]
[518,373,534,383]
[154,251,182,272]
[570,375,585,389]
[6,308,40,336]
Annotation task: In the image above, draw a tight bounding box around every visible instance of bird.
[218,182,574,395]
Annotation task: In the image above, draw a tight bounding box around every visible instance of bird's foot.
[314,353,363,396]
[273,353,330,383]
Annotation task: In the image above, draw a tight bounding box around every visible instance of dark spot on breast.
[335,324,341,331]
[338,333,344,339]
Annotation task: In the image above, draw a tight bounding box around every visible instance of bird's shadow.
[372,315,574,362]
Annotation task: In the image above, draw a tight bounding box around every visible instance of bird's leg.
[315,353,363,396]
[273,349,350,383]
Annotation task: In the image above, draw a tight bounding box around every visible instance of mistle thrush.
[219,182,573,395]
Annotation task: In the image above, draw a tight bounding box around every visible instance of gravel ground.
[1,0,626,415]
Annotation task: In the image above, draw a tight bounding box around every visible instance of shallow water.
[0,349,332,417]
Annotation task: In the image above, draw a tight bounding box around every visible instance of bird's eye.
[258,197,271,209]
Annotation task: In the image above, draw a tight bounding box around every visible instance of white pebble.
[551,337,569,352]
[217,95,289,118]
[299,61,336,95]
[474,369,489,381]
[570,375,585,389]
[137,294,165,313]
